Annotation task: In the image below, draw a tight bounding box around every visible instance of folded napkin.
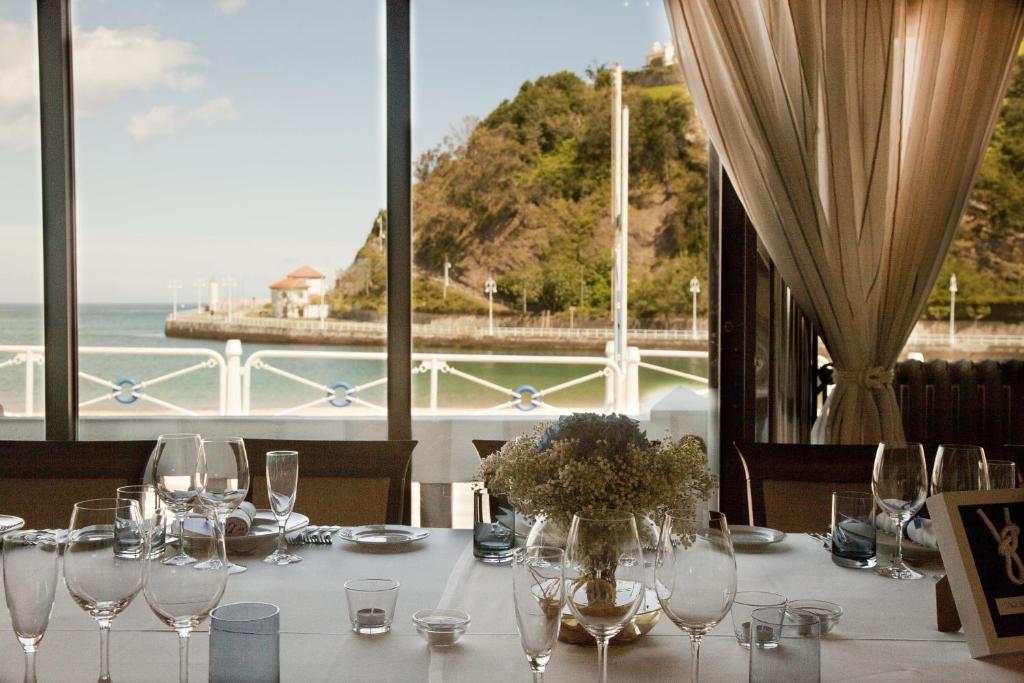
[874,509,937,548]
[225,502,256,537]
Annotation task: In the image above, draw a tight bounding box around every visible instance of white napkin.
[873,510,937,548]
[225,502,256,537]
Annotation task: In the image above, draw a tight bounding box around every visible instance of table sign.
[928,489,1024,657]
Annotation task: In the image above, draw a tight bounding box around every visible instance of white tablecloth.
[1,531,1021,682]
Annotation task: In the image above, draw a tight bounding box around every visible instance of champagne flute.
[565,513,645,683]
[655,509,736,683]
[872,442,928,580]
[64,498,146,683]
[150,433,206,566]
[264,450,302,565]
[932,444,988,494]
[3,531,60,683]
[144,508,229,683]
[198,437,250,574]
[512,546,565,683]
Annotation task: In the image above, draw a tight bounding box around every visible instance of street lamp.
[222,276,237,322]
[443,258,451,301]
[689,277,701,338]
[192,278,204,314]
[484,276,497,336]
[168,280,181,320]
[949,273,958,347]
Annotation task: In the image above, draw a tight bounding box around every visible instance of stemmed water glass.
[150,433,206,566]
[264,450,303,565]
[198,436,250,574]
[64,498,146,683]
[872,442,929,580]
[144,508,229,683]
[512,546,566,683]
[655,509,737,683]
[932,444,989,494]
[3,531,60,683]
[565,513,646,683]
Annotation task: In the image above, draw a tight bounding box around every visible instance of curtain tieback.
[834,366,894,390]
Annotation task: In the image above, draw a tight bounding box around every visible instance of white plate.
[730,525,786,548]
[337,524,430,546]
[0,515,25,535]
[225,511,309,545]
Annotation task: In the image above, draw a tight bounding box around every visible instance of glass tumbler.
[730,592,787,648]
[831,491,876,569]
[116,484,166,558]
[344,579,400,635]
[473,487,515,563]
[987,460,1017,489]
[749,607,821,683]
[210,602,280,683]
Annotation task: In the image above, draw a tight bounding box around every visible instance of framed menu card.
[928,489,1024,657]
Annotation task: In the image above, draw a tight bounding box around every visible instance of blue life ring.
[328,381,353,408]
[513,384,539,411]
[112,378,140,405]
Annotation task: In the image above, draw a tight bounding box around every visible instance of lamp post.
[485,276,496,336]
[443,258,451,301]
[168,280,181,319]
[222,276,237,322]
[949,273,958,347]
[192,278,203,314]
[319,274,326,330]
[689,277,701,338]
[569,305,576,330]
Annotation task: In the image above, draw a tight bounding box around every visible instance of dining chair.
[0,440,156,529]
[244,440,415,526]
[733,441,878,533]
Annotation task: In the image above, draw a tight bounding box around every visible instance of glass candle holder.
[344,578,399,636]
[731,591,787,648]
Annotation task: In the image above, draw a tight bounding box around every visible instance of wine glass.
[655,509,736,683]
[198,437,250,574]
[3,531,60,683]
[144,508,229,683]
[872,442,929,580]
[512,546,565,683]
[150,433,206,566]
[64,498,146,683]
[564,513,645,683]
[932,444,989,494]
[264,450,302,565]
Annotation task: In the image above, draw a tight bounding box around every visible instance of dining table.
[1,528,1023,682]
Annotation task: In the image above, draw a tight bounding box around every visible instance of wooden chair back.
[244,440,415,525]
[0,440,155,529]
[733,441,878,533]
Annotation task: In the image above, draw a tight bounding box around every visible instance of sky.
[0,0,672,304]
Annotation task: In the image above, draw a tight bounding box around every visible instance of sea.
[0,304,707,416]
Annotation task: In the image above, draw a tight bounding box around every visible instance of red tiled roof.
[269,277,310,290]
[288,265,324,279]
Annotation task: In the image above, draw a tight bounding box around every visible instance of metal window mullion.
[36,0,78,440]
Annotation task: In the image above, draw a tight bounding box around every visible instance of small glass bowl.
[788,600,843,634]
[412,609,470,647]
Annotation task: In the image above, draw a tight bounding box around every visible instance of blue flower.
[537,412,650,454]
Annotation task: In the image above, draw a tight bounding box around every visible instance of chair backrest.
[471,440,506,459]
[733,441,878,533]
[244,440,415,526]
[894,359,1024,457]
[0,440,155,529]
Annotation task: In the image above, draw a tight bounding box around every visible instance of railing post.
[225,339,242,415]
[429,357,440,415]
[604,341,616,412]
[625,346,641,415]
[24,350,34,417]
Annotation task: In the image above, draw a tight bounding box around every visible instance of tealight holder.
[344,578,399,635]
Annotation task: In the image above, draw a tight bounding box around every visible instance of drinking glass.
[749,607,821,683]
[987,460,1017,490]
[64,498,146,683]
[473,486,515,563]
[872,442,928,580]
[264,450,302,565]
[144,508,229,683]
[830,491,876,569]
[565,513,645,683]
[344,578,400,635]
[656,509,737,682]
[932,444,988,495]
[3,531,60,683]
[199,437,250,574]
[116,484,165,558]
[730,591,787,648]
[512,546,565,683]
[150,433,206,566]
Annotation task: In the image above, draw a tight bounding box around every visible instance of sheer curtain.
[665,0,1024,443]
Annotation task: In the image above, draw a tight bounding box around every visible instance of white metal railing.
[0,341,710,417]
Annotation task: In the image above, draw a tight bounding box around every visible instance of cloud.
[216,0,249,15]
[128,97,237,142]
